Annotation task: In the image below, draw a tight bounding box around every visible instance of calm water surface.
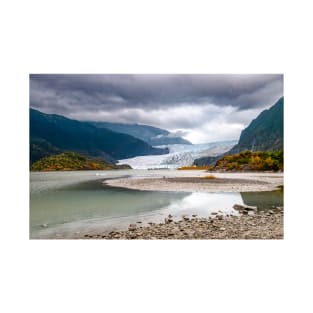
[30,170,283,238]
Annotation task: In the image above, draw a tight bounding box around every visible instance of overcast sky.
[30,74,283,144]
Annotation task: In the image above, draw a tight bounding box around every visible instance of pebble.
[84,208,284,240]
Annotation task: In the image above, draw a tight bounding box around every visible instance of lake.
[30,170,283,238]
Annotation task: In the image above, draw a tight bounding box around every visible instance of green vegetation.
[214,150,283,172]
[30,137,61,164]
[31,152,131,171]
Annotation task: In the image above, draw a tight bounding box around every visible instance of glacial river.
[30,170,283,238]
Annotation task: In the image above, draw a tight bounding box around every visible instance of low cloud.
[30,74,283,143]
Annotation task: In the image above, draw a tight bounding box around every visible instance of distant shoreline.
[104,171,284,193]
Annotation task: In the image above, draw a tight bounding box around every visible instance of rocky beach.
[75,171,284,240]
[83,205,284,240]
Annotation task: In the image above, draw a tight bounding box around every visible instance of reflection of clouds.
[165,192,243,217]
[240,191,283,210]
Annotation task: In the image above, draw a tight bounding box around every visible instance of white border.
[1,1,312,312]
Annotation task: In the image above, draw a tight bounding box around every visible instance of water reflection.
[164,192,243,217]
[240,190,283,210]
[30,171,284,238]
[30,179,187,230]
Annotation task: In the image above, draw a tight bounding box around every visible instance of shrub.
[202,175,217,179]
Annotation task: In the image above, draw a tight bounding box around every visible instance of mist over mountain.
[90,121,191,146]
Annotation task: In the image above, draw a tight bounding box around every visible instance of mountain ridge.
[194,97,284,166]
[90,121,191,146]
[229,97,283,153]
[30,108,168,164]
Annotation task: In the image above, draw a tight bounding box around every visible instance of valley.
[29,75,284,240]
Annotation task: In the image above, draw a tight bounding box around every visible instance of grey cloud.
[30,74,283,114]
[29,74,283,143]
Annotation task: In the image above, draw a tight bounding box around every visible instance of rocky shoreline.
[82,206,284,240]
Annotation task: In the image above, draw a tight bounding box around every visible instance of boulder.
[233,204,257,212]
[182,215,190,221]
[128,224,137,231]
[165,218,173,224]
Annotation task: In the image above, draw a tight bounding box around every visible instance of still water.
[30,170,283,238]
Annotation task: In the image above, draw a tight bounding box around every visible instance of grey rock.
[165,218,173,224]
[233,204,257,211]
[128,224,137,231]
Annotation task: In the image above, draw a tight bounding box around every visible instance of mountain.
[31,152,132,171]
[229,97,283,153]
[194,97,284,166]
[90,121,191,146]
[30,109,168,164]
[30,137,61,164]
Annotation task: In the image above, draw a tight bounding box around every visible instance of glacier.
[117,140,237,169]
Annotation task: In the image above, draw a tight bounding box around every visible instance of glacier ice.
[117,141,237,169]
